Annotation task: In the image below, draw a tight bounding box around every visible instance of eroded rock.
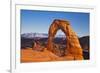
[47,19,83,60]
[32,41,44,51]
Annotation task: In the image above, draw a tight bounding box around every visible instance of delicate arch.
[47,19,83,60]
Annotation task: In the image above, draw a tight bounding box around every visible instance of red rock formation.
[47,19,83,60]
[32,41,43,51]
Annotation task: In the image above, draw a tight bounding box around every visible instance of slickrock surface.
[21,48,74,63]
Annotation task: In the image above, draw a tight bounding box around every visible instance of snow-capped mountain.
[21,33,66,38]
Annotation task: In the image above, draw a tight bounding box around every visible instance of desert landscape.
[21,19,90,63]
[21,36,89,63]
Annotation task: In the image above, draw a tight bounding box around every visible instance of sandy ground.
[21,48,74,63]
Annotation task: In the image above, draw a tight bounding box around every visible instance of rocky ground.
[21,48,74,63]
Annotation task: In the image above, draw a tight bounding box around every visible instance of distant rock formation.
[79,36,89,59]
[32,41,44,51]
[47,19,83,60]
[52,43,65,57]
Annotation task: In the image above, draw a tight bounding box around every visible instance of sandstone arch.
[47,19,83,60]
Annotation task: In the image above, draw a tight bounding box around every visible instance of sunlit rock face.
[47,19,83,60]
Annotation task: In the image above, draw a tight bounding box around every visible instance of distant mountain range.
[21,33,66,38]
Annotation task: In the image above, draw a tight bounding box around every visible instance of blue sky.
[21,9,89,37]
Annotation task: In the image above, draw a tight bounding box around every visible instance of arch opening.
[52,29,67,57]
